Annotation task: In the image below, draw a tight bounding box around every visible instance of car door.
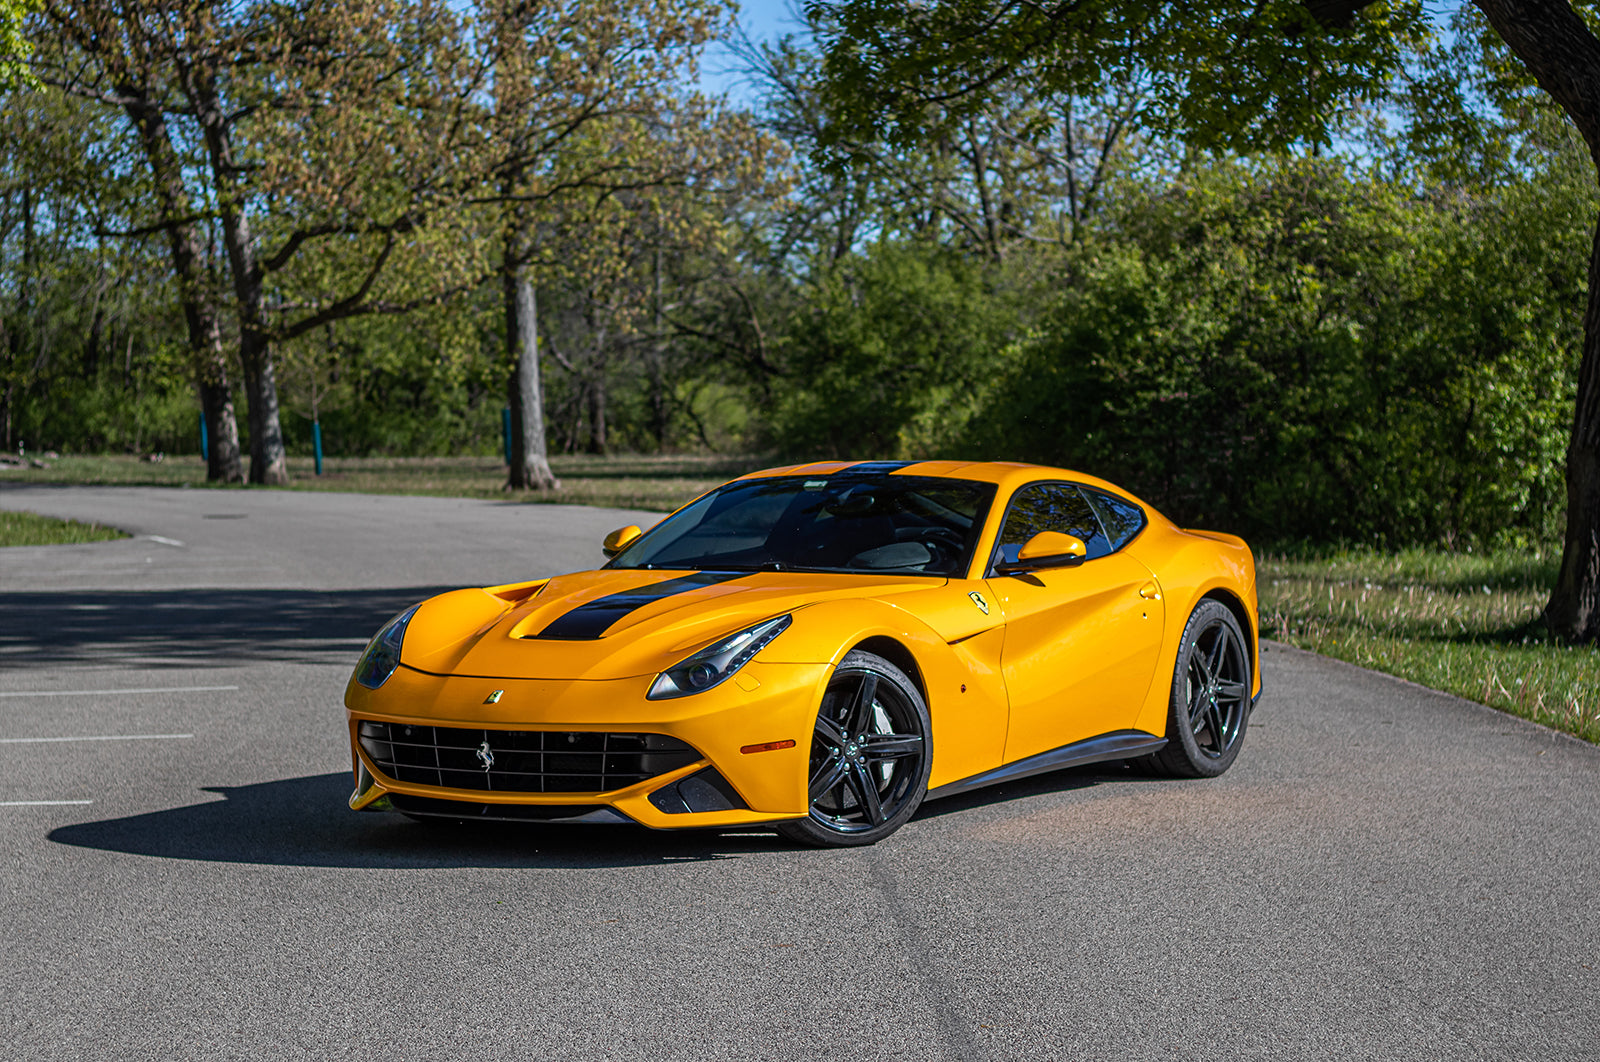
[983,482,1166,763]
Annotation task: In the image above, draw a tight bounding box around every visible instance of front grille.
[357,721,700,793]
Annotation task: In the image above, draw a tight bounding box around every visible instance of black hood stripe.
[528,571,749,640]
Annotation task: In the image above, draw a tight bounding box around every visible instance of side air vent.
[647,768,748,814]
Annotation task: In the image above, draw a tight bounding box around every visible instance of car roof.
[734,460,1138,502]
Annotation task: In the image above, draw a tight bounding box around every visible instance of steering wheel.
[897,526,965,565]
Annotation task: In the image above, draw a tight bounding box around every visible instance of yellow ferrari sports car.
[345,460,1260,846]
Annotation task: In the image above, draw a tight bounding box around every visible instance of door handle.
[1138,580,1162,601]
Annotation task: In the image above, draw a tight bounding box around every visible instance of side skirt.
[924,729,1167,803]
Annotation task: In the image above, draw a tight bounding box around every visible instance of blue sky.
[700,0,811,102]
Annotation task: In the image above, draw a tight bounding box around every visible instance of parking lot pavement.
[0,484,657,591]
[2,486,1597,1062]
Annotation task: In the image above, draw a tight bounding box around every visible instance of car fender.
[760,596,1009,791]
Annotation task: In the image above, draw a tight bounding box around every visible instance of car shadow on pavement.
[0,586,460,668]
[45,765,1146,869]
[47,771,779,869]
[911,762,1144,823]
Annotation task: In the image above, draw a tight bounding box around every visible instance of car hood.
[400,568,938,681]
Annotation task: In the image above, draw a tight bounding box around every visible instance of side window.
[1083,488,1146,551]
[993,483,1111,566]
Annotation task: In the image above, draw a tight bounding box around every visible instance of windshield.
[610,473,997,577]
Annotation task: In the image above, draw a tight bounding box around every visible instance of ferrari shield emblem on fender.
[484,689,504,703]
[968,591,990,616]
[476,740,494,771]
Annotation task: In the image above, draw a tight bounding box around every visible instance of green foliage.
[763,242,1039,457]
[0,0,37,89]
[1378,5,1583,188]
[954,157,1589,547]
[275,302,505,457]
[0,94,199,457]
[807,0,1431,155]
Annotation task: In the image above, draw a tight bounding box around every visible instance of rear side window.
[992,483,1111,566]
[1083,488,1146,551]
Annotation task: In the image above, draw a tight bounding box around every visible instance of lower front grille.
[389,794,630,824]
[357,721,700,793]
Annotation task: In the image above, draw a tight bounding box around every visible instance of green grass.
[1259,547,1600,744]
[0,453,771,512]
[0,509,127,547]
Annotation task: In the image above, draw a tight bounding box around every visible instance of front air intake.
[357,721,700,793]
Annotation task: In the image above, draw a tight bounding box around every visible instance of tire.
[1146,598,1252,779]
[776,650,932,847]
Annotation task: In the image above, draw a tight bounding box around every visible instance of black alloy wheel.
[1147,598,1252,778]
[777,649,932,847]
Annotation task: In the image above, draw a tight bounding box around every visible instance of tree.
[531,111,773,456]
[22,23,246,480]
[739,19,1156,263]
[805,0,1428,155]
[1425,0,1600,638]
[35,0,478,484]
[0,88,210,457]
[462,0,735,490]
[809,0,1600,642]
[1315,0,1600,640]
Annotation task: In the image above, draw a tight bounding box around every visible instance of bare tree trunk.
[504,251,559,491]
[191,72,288,486]
[1546,214,1600,639]
[649,240,670,449]
[586,375,608,455]
[3,186,33,451]
[120,89,242,482]
[235,323,289,485]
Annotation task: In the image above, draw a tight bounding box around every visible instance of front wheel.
[1146,598,1252,778]
[776,650,932,847]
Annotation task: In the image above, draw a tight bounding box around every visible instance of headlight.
[354,603,422,690]
[647,614,792,700]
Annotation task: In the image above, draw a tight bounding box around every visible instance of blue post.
[199,411,209,462]
[313,420,324,476]
[502,406,512,464]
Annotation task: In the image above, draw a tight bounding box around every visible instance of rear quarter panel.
[1123,519,1260,737]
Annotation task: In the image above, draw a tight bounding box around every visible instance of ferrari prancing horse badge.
[968,591,989,615]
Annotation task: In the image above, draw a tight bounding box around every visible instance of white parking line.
[0,685,238,698]
[0,733,193,744]
[143,535,185,547]
[0,800,93,806]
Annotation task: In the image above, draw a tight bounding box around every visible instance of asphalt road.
[1,484,1596,1061]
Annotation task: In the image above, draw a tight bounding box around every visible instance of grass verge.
[0,453,769,512]
[0,508,127,547]
[1259,548,1600,744]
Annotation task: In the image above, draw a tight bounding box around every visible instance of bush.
[957,158,1587,548]
[763,242,1040,458]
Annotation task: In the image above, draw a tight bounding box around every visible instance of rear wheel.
[1147,598,1252,778]
[776,650,932,847]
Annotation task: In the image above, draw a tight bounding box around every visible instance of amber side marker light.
[740,739,797,754]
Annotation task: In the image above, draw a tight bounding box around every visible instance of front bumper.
[344,660,830,830]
